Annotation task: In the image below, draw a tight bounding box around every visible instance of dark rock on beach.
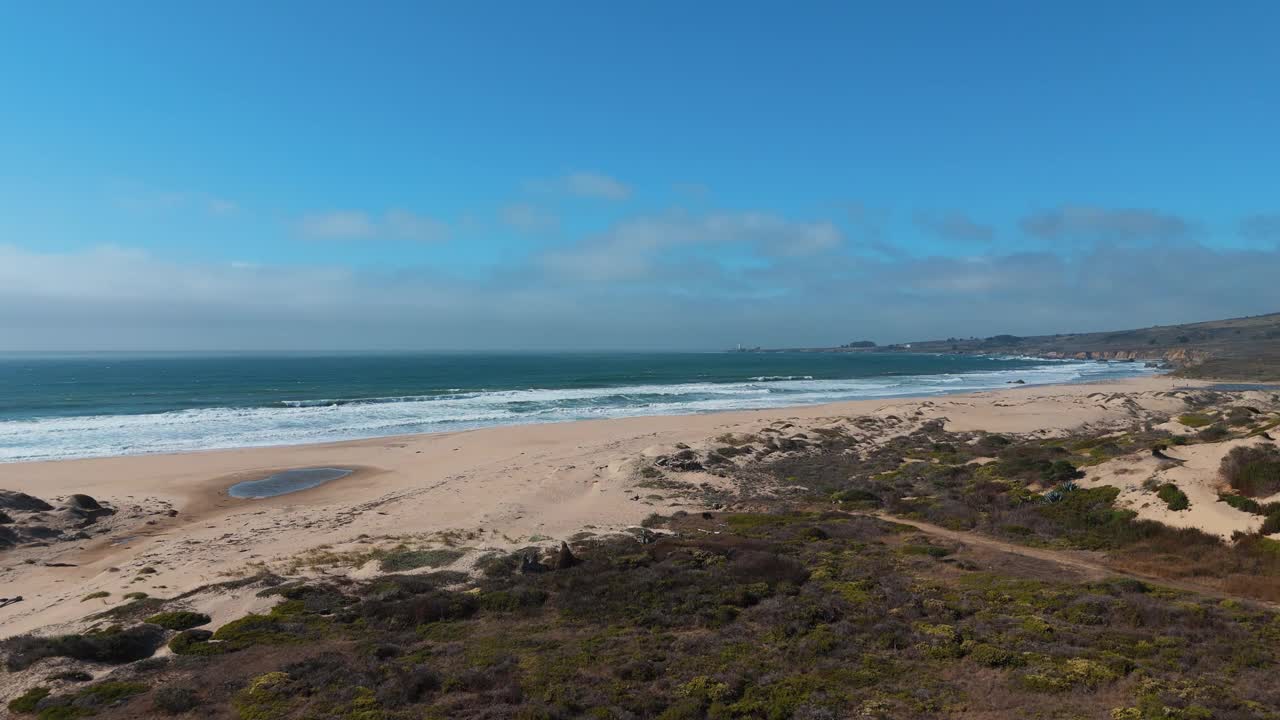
[65,494,102,510]
[654,449,705,472]
[0,490,54,513]
[519,552,549,574]
[0,490,118,550]
[65,494,109,516]
[23,525,61,539]
[554,542,578,570]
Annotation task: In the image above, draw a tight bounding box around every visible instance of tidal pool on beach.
[227,467,354,499]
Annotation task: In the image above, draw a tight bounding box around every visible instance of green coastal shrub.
[153,685,201,714]
[900,544,951,558]
[831,488,882,507]
[36,707,87,720]
[478,587,548,612]
[1262,513,1280,535]
[7,687,50,713]
[1020,657,1119,692]
[1226,406,1256,426]
[1156,484,1189,511]
[1220,445,1280,497]
[379,548,464,572]
[18,682,150,719]
[0,625,164,670]
[1197,424,1231,442]
[78,681,148,704]
[212,614,299,646]
[968,643,1022,667]
[1043,460,1086,485]
[168,629,219,656]
[1220,493,1264,514]
[169,597,326,656]
[1178,413,1214,428]
[232,671,293,720]
[144,611,211,630]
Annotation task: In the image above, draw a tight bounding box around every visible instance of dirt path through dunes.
[869,512,1280,611]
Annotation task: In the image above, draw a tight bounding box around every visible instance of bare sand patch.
[0,375,1210,637]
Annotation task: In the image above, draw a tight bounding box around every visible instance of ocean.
[0,352,1154,462]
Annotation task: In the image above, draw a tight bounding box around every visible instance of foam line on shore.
[0,360,1152,462]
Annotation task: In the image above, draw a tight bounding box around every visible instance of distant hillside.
[893,312,1280,381]
[741,313,1280,381]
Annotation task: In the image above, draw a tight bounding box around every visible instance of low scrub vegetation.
[1177,413,1215,428]
[1221,445,1280,497]
[3,504,1278,719]
[153,685,200,714]
[1156,483,1190,511]
[143,610,211,630]
[759,419,1280,601]
[5,396,1280,719]
[2,624,164,671]
[7,680,148,718]
[379,547,464,572]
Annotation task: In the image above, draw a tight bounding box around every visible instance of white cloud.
[298,210,448,242]
[4,218,1280,351]
[672,182,711,201]
[111,183,239,217]
[564,172,631,200]
[298,211,377,239]
[1240,213,1280,243]
[385,209,450,243]
[913,210,995,243]
[206,197,239,216]
[543,211,843,280]
[526,171,632,201]
[500,202,559,233]
[1020,206,1190,244]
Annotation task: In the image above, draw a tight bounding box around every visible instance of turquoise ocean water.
[0,352,1152,462]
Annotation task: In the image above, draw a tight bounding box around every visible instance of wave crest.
[0,361,1153,462]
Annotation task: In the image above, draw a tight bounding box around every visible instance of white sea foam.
[0,360,1153,462]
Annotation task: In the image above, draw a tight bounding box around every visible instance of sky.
[1,1,1279,351]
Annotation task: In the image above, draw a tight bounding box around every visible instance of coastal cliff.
[1038,348,1211,366]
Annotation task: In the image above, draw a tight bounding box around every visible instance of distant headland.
[733,311,1280,381]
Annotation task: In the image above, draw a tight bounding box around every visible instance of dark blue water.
[0,352,1151,462]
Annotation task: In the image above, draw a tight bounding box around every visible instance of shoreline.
[1,371,1169,474]
[0,361,1158,465]
[0,374,1209,637]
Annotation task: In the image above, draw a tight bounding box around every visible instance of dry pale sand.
[0,375,1223,638]
[1081,433,1280,539]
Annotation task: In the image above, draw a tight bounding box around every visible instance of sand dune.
[0,375,1221,638]
[1081,434,1280,539]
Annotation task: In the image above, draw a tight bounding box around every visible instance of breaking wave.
[0,360,1153,462]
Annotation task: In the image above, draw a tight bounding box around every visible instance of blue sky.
[2,2,1279,350]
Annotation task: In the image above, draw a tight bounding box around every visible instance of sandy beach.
[0,374,1268,639]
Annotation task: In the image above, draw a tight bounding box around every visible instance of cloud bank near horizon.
[4,197,1279,351]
